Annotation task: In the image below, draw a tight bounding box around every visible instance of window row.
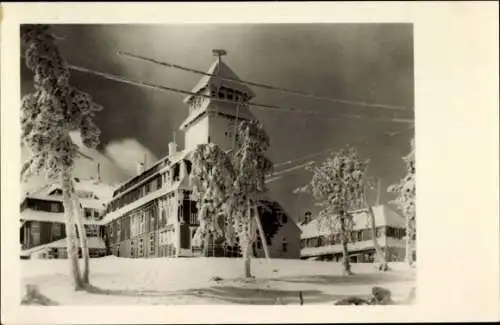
[114,158,170,196]
[209,86,249,103]
[108,197,190,242]
[108,175,162,213]
[108,160,193,213]
[300,226,407,249]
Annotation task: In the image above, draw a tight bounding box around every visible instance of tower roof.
[180,58,257,130]
[184,59,256,103]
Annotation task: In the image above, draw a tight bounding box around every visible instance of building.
[101,53,301,259]
[299,205,408,263]
[20,177,113,259]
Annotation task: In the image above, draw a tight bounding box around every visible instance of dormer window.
[49,189,63,196]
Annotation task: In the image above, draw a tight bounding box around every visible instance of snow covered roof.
[21,237,106,256]
[110,149,191,200]
[184,59,255,103]
[299,205,405,239]
[25,178,114,209]
[180,59,257,131]
[21,209,105,225]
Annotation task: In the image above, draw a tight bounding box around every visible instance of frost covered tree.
[230,120,273,276]
[388,138,416,266]
[190,120,273,278]
[190,143,236,256]
[21,25,102,289]
[297,146,367,275]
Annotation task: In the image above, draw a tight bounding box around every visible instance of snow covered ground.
[21,257,416,305]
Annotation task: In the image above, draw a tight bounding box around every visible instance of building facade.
[299,205,408,262]
[20,178,113,259]
[101,54,301,259]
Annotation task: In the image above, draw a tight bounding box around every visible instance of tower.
[180,50,257,152]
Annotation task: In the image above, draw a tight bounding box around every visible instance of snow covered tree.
[190,143,236,256]
[190,120,272,278]
[21,25,102,289]
[227,120,273,277]
[388,138,416,266]
[297,146,367,275]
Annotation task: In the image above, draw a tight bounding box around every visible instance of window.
[31,222,41,245]
[85,224,98,237]
[50,203,59,213]
[85,208,93,219]
[149,233,155,255]
[116,221,121,239]
[140,214,145,234]
[357,231,363,242]
[138,238,144,257]
[52,223,61,238]
[282,237,288,253]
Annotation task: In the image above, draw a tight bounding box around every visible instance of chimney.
[136,162,145,175]
[303,211,312,224]
[168,141,177,156]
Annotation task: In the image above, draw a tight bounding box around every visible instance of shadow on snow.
[84,284,343,305]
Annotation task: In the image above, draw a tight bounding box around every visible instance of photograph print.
[19,23,416,306]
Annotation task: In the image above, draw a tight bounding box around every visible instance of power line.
[118,50,411,111]
[266,130,412,183]
[64,62,412,125]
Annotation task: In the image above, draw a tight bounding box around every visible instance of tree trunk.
[339,215,353,275]
[243,240,252,278]
[405,215,413,266]
[203,231,210,257]
[364,193,388,271]
[61,170,83,291]
[254,205,270,259]
[72,195,90,284]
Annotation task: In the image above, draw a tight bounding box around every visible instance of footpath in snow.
[21,257,416,305]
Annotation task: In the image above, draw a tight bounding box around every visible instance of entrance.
[180,224,191,249]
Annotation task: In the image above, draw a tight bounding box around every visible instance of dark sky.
[21,24,414,220]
